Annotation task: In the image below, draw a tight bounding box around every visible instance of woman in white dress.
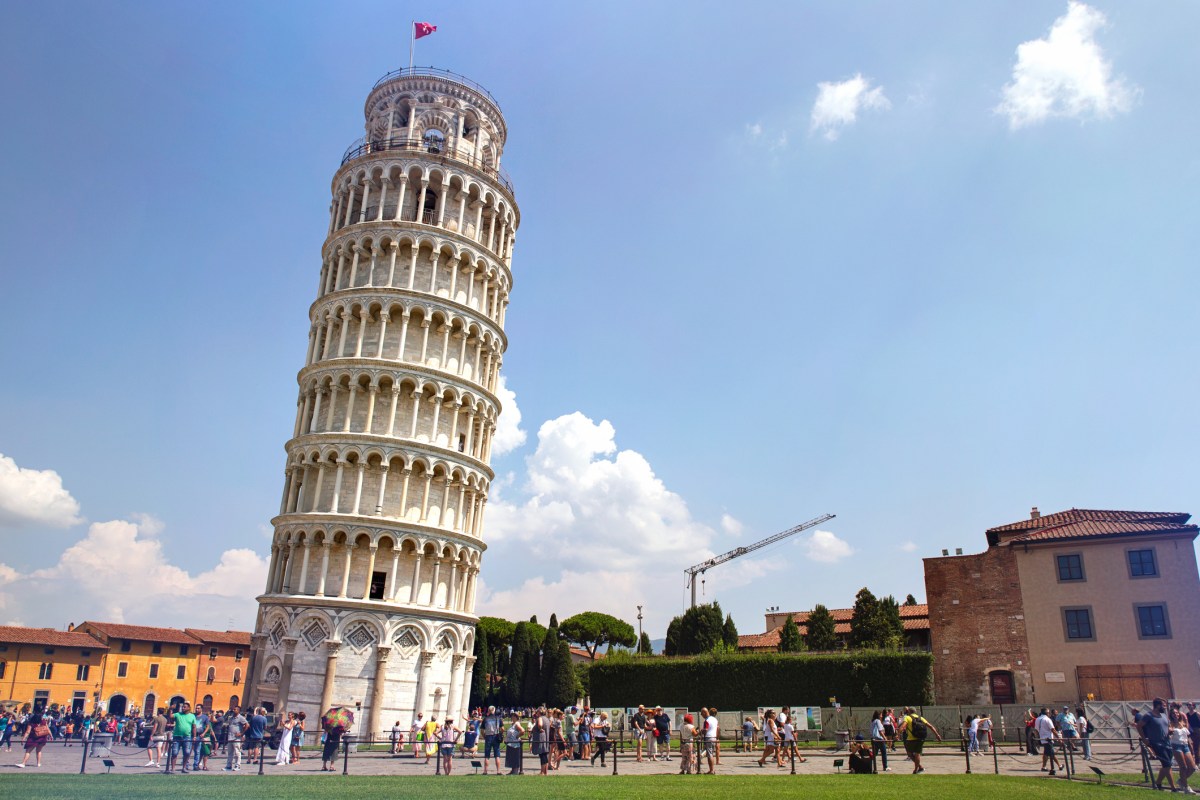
[275,712,295,765]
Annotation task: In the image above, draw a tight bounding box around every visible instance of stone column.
[281,543,296,593]
[357,182,372,223]
[315,543,331,596]
[352,462,367,515]
[276,637,299,713]
[296,541,312,595]
[245,633,268,709]
[386,387,401,436]
[348,245,362,288]
[406,246,419,290]
[459,656,476,721]
[387,548,400,600]
[343,384,358,432]
[330,460,345,513]
[325,384,341,430]
[354,310,368,357]
[408,553,424,604]
[310,463,327,512]
[393,177,408,221]
[361,544,378,600]
[415,651,436,716]
[395,312,411,359]
[409,392,423,438]
[319,640,341,713]
[338,544,355,598]
[447,561,459,609]
[342,184,357,227]
[374,464,390,514]
[446,653,465,723]
[364,386,378,433]
[336,311,351,356]
[419,473,433,522]
[369,645,391,740]
[386,241,399,286]
[309,388,325,433]
[264,545,280,594]
[376,179,389,222]
[375,315,389,358]
[428,557,442,607]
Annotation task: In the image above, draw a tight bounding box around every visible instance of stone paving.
[0,738,1153,780]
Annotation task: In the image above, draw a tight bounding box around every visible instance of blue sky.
[1,1,1197,640]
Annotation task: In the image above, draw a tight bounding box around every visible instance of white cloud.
[899,541,919,553]
[996,1,1137,129]
[802,529,854,563]
[810,74,890,141]
[0,453,83,529]
[490,376,527,457]
[0,516,267,628]
[720,513,744,537]
[481,412,741,631]
[746,122,763,138]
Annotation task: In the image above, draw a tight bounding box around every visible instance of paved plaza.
[2,739,1151,780]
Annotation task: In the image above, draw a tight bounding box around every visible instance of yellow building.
[75,621,209,715]
[185,629,252,711]
[0,626,108,713]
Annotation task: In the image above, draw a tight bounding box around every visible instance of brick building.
[925,508,1200,705]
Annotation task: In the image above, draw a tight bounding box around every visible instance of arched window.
[229,694,240,709]
[232,668,241,686]
[206,666,215,685]
[423,129,445,153]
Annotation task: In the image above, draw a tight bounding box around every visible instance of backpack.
[909,715,928,740]
[1086,719,1095,735]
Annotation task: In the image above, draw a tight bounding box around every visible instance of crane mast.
[685,514,836,607]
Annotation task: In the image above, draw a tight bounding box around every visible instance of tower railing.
[371,67,502,111]
[340,136,514,196]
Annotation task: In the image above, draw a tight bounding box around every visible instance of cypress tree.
[547,637,576,708]
[804,604,838,651]
[638,632,653,654]
[778,615,803,652]
[505,621,529,706]
[722,613,739,649]
[549,612,558,628]
[469,628,490,709]
[520,627,544,707]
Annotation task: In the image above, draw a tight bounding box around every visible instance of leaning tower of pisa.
[247,67,517,737]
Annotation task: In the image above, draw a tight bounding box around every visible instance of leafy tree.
[549,613,558,628]
[849,587,882,648]
[504,621,530,706]
[638,632,653,655]
[469,627,490,708]
[560,612,636,660]
[664,617,681,657]
[547,639,577,708]
[521,627,545,707]
[778,615,804,652]
[666,603,725,655]
[722,613,739,649]
[904,594,919,607]
[529,615,538,624]
[804,604,838,651]
[877,595,905,649]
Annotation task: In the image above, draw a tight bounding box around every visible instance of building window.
[179,645,189,656]
[235,649,244,662]
[1128,549,1158,578]
[176,665,186,680]
[120,640,132,652]
[232,668,241,686]
[149,664,159,679]
[1056,554,1085,582]
[76,664,89,681]
[1135,604,1170,639]
[1063,607,1095,641]
[0,661,6,679]
[117,662,129,678]
[80,650,90,657]
[208,647,218,660]
[43,647,55,655]
[206,667,215,685]
[152,643,162,654]
[38,662,53,680]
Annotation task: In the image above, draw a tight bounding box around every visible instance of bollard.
[342,736,349,775]
[964,736,972,774]
[790,740,796,775]
[79,728,89,774]
[1065,740,1074,779]
[612,739,618,775]
[993,740,1000,774]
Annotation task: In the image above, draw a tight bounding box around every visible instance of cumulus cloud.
[490,376,527,458]
[0,516,267,628]
[720,513,744,537]
[810,74,890,140]
[0,453,83,529]
[479,412,775,631]
[802,529,854,563]
[899,541,919,553]
[996,1,1137,129]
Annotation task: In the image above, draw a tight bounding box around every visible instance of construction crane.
[685,514,836,607]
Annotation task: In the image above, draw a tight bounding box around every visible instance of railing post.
[79,727,89,774]
[964,734,972,774]
[612,737,618,775]
[993,739,1000,774]
[342,734,349,775]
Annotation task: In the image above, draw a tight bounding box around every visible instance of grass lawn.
[0,773,1135,799]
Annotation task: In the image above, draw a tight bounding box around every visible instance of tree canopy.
[665,602,725,656]
[849,587,904,649]
[778,615,804,652]
[638,632,653,654]
[559,611,636,660]
[904,594,919,606]
[804,604,838,651]
[722,614,739,649]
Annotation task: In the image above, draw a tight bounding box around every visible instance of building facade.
[925,508,1200,705]
[738,604,931,652]
[248,67,518,739]
[0,626,107,713]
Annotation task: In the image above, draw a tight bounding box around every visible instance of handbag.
[33,723,51,738]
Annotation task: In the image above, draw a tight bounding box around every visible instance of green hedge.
[589,651,933,709]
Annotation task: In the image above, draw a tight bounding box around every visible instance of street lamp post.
[637,606,643,653]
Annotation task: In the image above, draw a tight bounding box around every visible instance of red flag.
[414,22,437,39]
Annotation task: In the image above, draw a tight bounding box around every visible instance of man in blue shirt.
[246,707,268,763]
[191,704,211,771]
[1056,706,1078,754]
[1137,698,1175,792]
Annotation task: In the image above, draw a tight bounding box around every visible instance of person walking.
[1139,698,1176,792]
[1075,707,1092,760]
[902,705,941,774]
[410,711,424,758]
[1036,707,1062,776]
[191,703,210,771]
[1169,708,1197,795]
[758,709,779,767]
[703,707,719,774]
[871,710,890,771]
[590,711,611,767]
[168,702,196,773]
[15,712,49,768]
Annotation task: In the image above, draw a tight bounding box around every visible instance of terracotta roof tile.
[0,626,110,649]
[184,629,252,646]
[987,509,1195,544]
[737,604,929,649]
[79,622,201,646]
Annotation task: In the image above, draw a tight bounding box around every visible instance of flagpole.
[408,21,414,70]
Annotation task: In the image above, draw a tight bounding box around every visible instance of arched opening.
[232,668,242,686]
[169,695,187,712]
[206,666,216,685]
[229,694,240,710]
[144,693,157,715]
[421,189,438,225]
[108,694,128,716]
[988,670,1016,705]
[423,128,445,153]
[202,694,214,710]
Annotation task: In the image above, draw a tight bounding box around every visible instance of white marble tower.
[248,67,517,738]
